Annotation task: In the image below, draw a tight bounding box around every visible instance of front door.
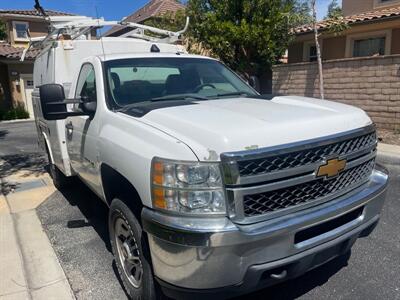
[66,63,100,192]
[21,75,34,119]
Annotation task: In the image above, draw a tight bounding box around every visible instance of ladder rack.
[21,15,190,61]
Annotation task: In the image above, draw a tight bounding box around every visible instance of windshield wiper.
[150,94,209,102]
[209,91,252,99]
[115,94,209,112]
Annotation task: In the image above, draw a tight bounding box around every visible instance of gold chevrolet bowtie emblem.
[317,158,347,179]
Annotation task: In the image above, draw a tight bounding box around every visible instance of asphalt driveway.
[1,121,399,300]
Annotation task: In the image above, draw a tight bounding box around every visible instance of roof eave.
[294,14,400,36]
[0,13,48,21]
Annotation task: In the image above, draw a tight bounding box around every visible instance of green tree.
[325,0,349,35]
[326,0,342,19]
[143,10,207,55]
[0,20,7,40]
[292,0,313,27]
[186,0,298,79]
[143,10,187,33]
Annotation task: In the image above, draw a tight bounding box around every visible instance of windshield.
[104,57,258,108]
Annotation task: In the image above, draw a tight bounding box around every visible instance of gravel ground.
[36,182,129,300]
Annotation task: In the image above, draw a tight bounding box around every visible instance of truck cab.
[32,16,389,300]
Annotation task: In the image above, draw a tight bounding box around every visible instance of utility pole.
[311,0,324,99]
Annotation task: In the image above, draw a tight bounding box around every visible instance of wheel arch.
[42,131,54,163]
[101,163,144,221]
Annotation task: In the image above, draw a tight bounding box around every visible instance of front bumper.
[142,168,388,296]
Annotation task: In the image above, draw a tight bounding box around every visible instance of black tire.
[49,163,72,189]
[109,198,160,300]
[46,148,71,190]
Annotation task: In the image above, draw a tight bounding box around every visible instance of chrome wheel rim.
[114,217,143,288]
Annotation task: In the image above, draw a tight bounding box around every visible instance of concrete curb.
[377,143,400,166]
[16,210,75,300]
[0,177,75,300]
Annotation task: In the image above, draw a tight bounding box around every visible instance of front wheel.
[109,198,160,300]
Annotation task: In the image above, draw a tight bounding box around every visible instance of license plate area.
[295,206,364,245]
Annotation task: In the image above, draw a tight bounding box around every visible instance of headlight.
[151,157,226,215]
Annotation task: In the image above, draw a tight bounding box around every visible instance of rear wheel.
[109,198,160,300]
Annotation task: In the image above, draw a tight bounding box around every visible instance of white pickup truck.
[32,16,389,300]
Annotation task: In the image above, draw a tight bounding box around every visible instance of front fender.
[98,112,198,208]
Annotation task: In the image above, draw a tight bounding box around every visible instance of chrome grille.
[237,131,376,177]
[243,159,375,217]
[221,125,377,223]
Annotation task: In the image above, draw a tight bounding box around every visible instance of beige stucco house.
[104,0,185,37]
[273,0,400,131]
[288,0,400,63]
[0,10,74,117]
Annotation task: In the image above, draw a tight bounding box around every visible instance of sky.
[1,0,333,21]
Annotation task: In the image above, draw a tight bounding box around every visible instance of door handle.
[66,122,73,136]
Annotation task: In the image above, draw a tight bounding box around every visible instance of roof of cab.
[97,52,216,62]
[46,37,214,62]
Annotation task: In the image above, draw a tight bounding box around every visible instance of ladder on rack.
[21,15,190,61]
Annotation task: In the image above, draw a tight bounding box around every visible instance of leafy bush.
[0,20,7,40]
[0,105,30,121]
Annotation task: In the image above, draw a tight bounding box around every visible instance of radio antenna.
[95,6,106,61]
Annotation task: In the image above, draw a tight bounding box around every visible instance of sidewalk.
[0,169,74,300]
[377,143,400,166]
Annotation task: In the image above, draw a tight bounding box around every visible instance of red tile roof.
[104,0,185,37]
[295,6,400,34]
[0,9,75,18]
[0,43,39,60]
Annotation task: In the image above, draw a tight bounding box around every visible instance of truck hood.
[137,96,372,161]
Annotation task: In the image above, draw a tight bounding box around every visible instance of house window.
[353,37,386,57]
[303,42,321,62]
[309,45,318,62]
[13,21,29,40]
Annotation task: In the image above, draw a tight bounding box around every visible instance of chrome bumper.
[142,168,388,291]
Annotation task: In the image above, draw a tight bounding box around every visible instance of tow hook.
[270,270,287,280]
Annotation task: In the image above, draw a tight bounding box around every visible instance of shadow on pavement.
[54,176,351,300]
[0,180,19,195]
[57,178,130,298]
[0,153,47,195]
[241,252,351,299]
[0,153,47,178]
[58,178,112,252]
[0,130,8,140]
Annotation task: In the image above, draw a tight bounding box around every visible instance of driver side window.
[74,64,96,111]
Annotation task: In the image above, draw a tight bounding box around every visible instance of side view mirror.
[80,96,97,114]
[39,84,86,120]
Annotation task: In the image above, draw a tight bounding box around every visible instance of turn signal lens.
[152,162,164,185]
[153,187,166,209]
